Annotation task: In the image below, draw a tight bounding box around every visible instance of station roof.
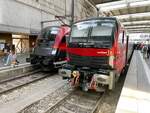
[89,0,120,5]
[93,0,150,33]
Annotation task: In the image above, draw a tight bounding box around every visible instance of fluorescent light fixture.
[128,29,150,31]
[130,0,150,7]
[96,1,125,8]
[125,25,150,29]
[99,4,127,11]
[126,28,150,31]
[127,30,150,33]
[97,1,126,11]
[127,29,150,31]
[128,31,150,33]
[123,20,150,25]
[127,28,150,31]
[115,12,150,20]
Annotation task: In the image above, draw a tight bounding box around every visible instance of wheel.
[41,64,54,72]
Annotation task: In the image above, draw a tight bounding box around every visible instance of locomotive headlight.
[51,48,57,55]
[109,56,114,68]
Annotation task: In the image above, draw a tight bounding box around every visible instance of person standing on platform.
[11,45,19,67]
[4,44,18,66]
[31,42,35,52]
[142,45,148,59]
[11,50,18,67]
[3,43,10,64]
[4,50,12,66]
[147,45,150,59]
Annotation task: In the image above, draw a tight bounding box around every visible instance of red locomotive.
[59,17,133,91]
[28,25,70,71]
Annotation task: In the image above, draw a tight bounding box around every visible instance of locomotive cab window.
[70,24,89,43]
[90,23,114,48]
[38,27,60,47]
[41,27,59,42]
[118,31,124,45]
[122,31,125,44]
[69,20,116,48]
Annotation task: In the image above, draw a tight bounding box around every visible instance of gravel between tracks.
[0,74,67,113]
[19,84,72,113]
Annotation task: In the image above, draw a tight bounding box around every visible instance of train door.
[116,29,126,73]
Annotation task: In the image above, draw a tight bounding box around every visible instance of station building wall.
[0,0,97,34]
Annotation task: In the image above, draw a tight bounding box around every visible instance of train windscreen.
[37,27,59,47]
[69,20,115,48]
[41,27,59,41]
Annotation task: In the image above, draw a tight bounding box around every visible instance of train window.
[118,31,125,44]
[91,26,112,37]
[124,33,127,44]
[118,32,123,44]
[70,25,89,42]
[122,31,124,44]
[89,25,113,48]
[41,27,59,41]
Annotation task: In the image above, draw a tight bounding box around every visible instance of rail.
[0,70,50,95]
[45,90,105,113]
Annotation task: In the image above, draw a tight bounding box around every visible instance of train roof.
[42,26,60,30]
[74,17,118,24]
[42,25,70,30]
[73,17,125,30]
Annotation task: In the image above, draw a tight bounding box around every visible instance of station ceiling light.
[127,30,150,33]
[125,25,150,29]
[115,12,150,20]
[98,3,127,11]
[126,27,150,31]
[127,28,150,31]
[123,20,150,25]
[129,0,150,7]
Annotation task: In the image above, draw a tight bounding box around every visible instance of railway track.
[19,86,105,113]
[45,90,105,113]
[0,70,50,94]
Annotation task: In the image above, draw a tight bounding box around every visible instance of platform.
[0,53,39,81]
[115,50,150,113]
[0,53,29,68]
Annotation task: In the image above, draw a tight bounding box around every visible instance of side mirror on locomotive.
[27,25,70,71]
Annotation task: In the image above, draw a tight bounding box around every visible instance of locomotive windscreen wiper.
[79,42,95,48]
[93,42,111,48]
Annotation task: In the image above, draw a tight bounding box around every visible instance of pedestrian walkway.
[116,50,150,113]
[145,58,150,69]
[0,53,29,68]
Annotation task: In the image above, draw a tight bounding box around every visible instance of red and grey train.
[28,25,70,71]
[59,17,133,91]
